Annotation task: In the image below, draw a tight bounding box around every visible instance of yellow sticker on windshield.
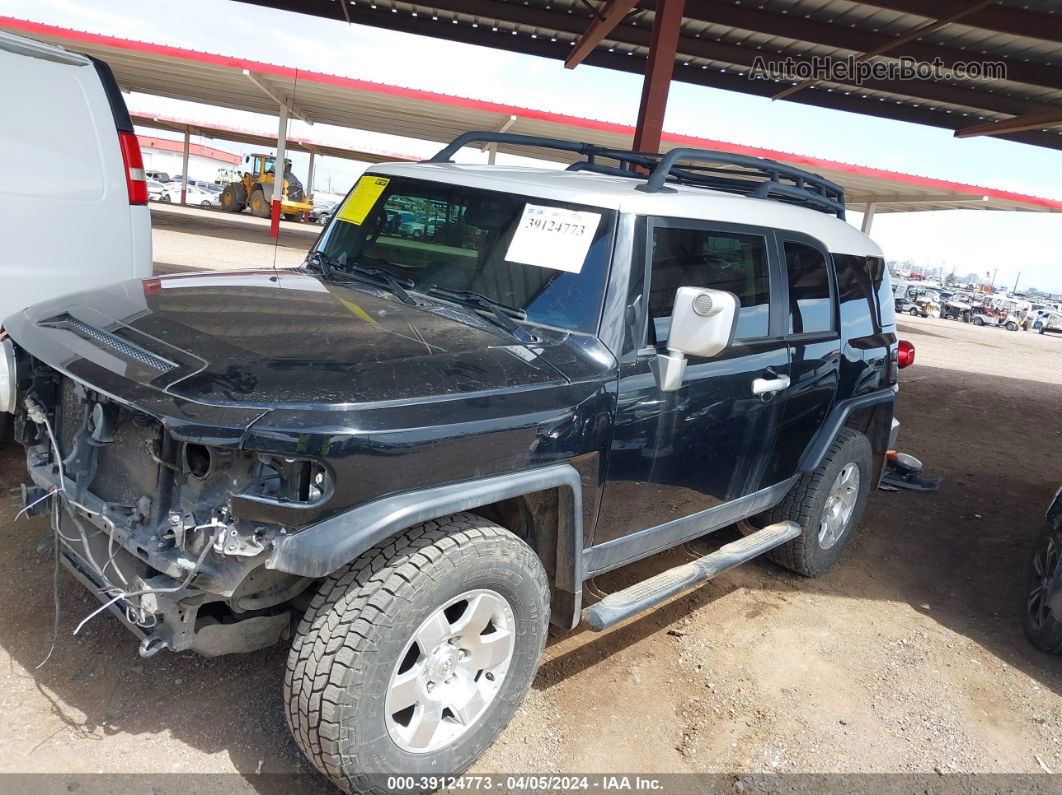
[335,176,389,225]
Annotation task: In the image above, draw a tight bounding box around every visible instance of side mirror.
[651,287,738,392]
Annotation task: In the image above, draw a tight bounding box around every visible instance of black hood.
[8,270,573,411]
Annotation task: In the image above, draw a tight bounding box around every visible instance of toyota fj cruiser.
[2,132,898,791]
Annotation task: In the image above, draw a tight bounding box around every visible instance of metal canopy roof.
[237,0,1062,150]
[130,114,418,163]
[3,15,1059,214]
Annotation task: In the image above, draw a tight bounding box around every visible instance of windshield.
[315,175,616,334]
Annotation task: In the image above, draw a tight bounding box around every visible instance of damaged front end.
[18,366,322,657]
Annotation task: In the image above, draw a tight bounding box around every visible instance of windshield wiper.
[426,287,537,344]
[305,250,417,306]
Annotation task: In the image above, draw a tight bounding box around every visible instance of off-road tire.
[284,513,549,793]
[758,428,873,577]
[249,188,271,218]
[220,183,245,213]
[1022,523,1062,655]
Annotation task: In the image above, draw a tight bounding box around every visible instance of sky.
[6,0,1062,291]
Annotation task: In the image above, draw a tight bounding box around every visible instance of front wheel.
[1006,321,1019,331]
[973,316,985,326]
[284,514,549,793]
[249,189,271,218]
[755,428,873,577]
[909,307,920,316]
[1023,524,1062,654]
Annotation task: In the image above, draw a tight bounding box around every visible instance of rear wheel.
[1023,524,1062,654]
[158,193,171,203]
[1006,321,1019,331]
[755,428,873,577]
[220,184,245,213]
[973,316,985,326]
[909,307,920,316]
[283,212,302,222]
[284,514,549,793]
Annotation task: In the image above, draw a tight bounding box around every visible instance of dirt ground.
[0,206,1059,787]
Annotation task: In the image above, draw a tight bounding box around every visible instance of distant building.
[138,135,240,182]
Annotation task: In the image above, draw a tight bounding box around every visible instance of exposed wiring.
[73,521,225,636]
[24,396,223,651]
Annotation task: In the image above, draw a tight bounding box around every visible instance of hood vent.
[42,315,176,373]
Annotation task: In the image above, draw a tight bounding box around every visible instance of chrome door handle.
[752,374,790,395]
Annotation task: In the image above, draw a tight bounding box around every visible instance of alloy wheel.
[385,589,516,754]
[819,464,860,550]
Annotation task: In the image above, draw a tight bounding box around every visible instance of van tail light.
[118,130,148,205]
[897,340,916,369]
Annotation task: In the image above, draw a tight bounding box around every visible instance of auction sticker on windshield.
[505,204,601,273]
[336,176,390,225]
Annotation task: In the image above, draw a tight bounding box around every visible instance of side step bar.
[581,521,801,631]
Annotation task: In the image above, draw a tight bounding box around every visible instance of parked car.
[0,30,151,438]
[146,169,171,183]
[146,178,167,201]
[1023,485,1062,654]
[3,132,897,791]
[1034,310,1062,335]
[157,183,220,207]
[309,199,336,224]
[189,179,222,194]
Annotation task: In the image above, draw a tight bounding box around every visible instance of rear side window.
[649,227,770,342]
[783,241,833,334]
[867,256,896,328]
[834,253,895,335]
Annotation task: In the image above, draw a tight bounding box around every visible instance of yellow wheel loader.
[219,153,312,221]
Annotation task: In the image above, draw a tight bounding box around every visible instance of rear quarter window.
[834,253,894,336]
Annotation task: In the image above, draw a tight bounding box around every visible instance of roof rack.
[428,132,846,219]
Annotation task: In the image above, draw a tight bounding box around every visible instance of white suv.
[0,31,152,327]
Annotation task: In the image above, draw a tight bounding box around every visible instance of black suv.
[3,134,897,791]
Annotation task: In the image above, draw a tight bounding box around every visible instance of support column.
[632,0,685,154]
[271,104,289,238]
[860,200,876,235]
[306,150,316,201]
[180,129,190,206]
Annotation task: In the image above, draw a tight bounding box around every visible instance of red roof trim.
[4,15,1060,211]
[137,135,241,164]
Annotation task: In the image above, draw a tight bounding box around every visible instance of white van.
[0,31,152,326]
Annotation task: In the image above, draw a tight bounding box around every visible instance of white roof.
[371,162,882,257]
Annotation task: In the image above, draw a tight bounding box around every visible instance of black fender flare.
[266,462,584,590]
[798,386,898,473]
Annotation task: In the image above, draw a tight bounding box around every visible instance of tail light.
[118,130,148,205]
[897,340,916,368]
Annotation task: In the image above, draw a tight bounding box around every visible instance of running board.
[580,521,801,631]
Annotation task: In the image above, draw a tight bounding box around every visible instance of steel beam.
[565,0,641,70]
[633,0,684,153]
[243,69,313,125]
[771,0,998,102]
[847,0,1062,44]
[955,107,1062,139]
